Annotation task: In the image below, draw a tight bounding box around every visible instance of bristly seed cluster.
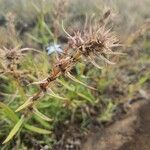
[0,10,123,145]
[11,11,121,117]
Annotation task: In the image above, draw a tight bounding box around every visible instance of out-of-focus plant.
[27,0,70,48]
[26,0,55,47]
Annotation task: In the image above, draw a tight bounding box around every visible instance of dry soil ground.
[82,100,150,150]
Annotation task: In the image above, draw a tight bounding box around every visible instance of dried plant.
[5,12,20,47]
[51,0,70,38]
[15,11,121,113]
[2,10,122,144]
[0,46,41,80]
[126,19,150,46]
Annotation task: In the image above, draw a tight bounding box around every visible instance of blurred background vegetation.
[0,0,149,149]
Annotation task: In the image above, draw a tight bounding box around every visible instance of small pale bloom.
[46,44,63,55]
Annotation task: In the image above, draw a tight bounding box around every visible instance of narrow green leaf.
[33,107,53,122]
[24,124,51,134]
[57,79,92,102]
[43,22,54,38]
[48,88,67,100]
[66,72,97,91]
[31,2,40,13]
[48,93,67,100]
[34,115,52,129]
[15,99,33,112]
[57,79,75,91]
[0,102,19,123]
[26,33,42,44]
[100,102,116,122]
[3,116,25,144]
[138,75,149,85]
[38,102,52,109]
[77,92,92,102]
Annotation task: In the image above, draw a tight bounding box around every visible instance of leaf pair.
[1,101,52,144]
[3,115,51,144]
[2,115,24,144]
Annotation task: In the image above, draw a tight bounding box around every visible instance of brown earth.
[82,100,150,150]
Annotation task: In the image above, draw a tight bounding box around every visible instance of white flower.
[46,44,63,55]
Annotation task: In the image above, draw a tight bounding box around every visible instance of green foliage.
[0,0,149,149]
[24,124,51,134]
[0,102,19,123]
[26,2,55,47]
[99,101,116,122]
[3,116,24,144]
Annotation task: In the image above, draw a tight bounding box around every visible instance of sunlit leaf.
[47,88,67,100]
[77,92,93,103]
[3,116,25,144]
[24,124,51,134]
[0,102,19,123]
[33,107,53,122]
[66,72,97,91]
[99,102,116,122]
[138,75,149,85]
[15,99,33,112]
[57,79,75,91]
[34,115,52,129]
